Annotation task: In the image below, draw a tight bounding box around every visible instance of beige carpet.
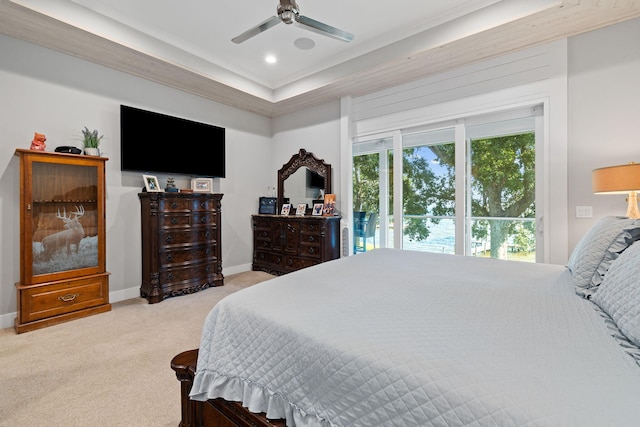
[0,271,274,427]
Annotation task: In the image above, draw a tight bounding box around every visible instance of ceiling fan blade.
[232,16,281,44]
[295,14,354,42]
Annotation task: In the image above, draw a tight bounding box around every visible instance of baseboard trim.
[1,264,253,331]
[223,263,252,276]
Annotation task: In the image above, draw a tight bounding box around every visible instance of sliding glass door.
[352,106,542,261]
[401,128,456,254]
[352,137,390,252]
[466,118,537,262]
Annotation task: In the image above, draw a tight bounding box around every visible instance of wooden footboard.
[171,349,286,427]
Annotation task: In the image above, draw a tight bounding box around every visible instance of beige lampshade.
[592,162,640,194]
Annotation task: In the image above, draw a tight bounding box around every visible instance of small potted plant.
[82,127,103,156]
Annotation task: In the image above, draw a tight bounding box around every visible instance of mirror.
[278,149,331,212]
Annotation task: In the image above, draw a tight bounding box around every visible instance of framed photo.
[323,193,336,216]
[295,203,307,216]
[143,174,162,192]
[280,203,291,215]
[191,178,213,193]
[259,197,277,215]
[312,203,323,216]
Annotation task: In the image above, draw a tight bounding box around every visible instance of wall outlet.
[576,206,593,218]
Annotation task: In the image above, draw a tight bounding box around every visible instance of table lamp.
[592,162,640,219]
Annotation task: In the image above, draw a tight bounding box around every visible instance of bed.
[171,216,640,426]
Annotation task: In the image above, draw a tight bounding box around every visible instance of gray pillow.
[567,216,640,299]
[592,241,640,348]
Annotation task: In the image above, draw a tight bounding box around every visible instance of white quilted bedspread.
[190,249,640,426]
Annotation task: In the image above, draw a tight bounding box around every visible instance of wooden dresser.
[252,214,340,275]
[138,192,223,303]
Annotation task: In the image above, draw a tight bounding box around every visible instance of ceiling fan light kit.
[232,0,354,44]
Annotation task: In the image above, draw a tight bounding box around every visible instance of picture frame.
[312,203,323,216]
[191,177,213,193]
[295,203,307,216]
[143,174,162,192]
[280,203,291,215]
[258,197,277,215]
[323,193,336,216]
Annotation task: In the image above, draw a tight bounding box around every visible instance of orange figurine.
[30,132,47,151]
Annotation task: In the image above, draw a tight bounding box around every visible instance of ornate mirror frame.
[277,149,332,211]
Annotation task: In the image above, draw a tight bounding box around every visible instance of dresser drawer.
[18,274,109,323]
[253,217,274,229]
[300,222,323,234]
[299,243,322,259]
[191,213,217,226]
[160,213,191,228]
[191,198,218,212]
[161,244,218,267]
[159,198,191,212]
[159,262,219,286]
[255,234,273,249]
[160,227,217,247]
[284,256,318,271]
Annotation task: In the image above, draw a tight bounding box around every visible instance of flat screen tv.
[120,105,225,177]
[307,169,324,189]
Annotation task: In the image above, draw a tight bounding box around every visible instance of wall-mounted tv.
[120,105,225,177]
[307,169,324,189]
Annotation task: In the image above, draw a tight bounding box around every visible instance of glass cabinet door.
[25,157,103,282]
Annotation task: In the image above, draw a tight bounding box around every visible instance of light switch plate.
[576,206,593,218]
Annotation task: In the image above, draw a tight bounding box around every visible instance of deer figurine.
[41,206,86,259]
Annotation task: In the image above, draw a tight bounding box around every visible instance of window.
[352,107,542,261]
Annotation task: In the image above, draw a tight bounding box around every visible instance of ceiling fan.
[232,0,354,44]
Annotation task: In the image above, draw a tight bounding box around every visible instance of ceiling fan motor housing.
[278,0,299,24]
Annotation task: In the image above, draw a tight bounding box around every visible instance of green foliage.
[352,154,380,212]
[81,127,103,148]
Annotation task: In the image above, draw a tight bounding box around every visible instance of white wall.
[0,34,272,325]
[567,18,640,249]
[271,102,342,212]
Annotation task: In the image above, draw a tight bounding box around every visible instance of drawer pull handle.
[167,254,174,262]
[205,248,211,255]
[308,247,315,254]
[201,217,207,223]
[205,232,211,238]
[171,202,178,209]
[165,236,173,243]
[309,236,316,242]
[58,293,80,302]
[167,273,174,280]
[201,202,207,208]
[205,266,211,273]
[171,217,178,225]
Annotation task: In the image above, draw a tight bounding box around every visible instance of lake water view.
[367,218,535,262]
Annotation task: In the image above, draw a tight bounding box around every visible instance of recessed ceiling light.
[265,55,277,64]
[294,37,315,50]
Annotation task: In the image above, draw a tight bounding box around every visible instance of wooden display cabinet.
[14,149,110,333]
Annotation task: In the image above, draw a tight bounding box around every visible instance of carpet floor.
[0,270,274,427]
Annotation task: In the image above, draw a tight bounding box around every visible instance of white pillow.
[567,216,640,299]
[592,242,640,348]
